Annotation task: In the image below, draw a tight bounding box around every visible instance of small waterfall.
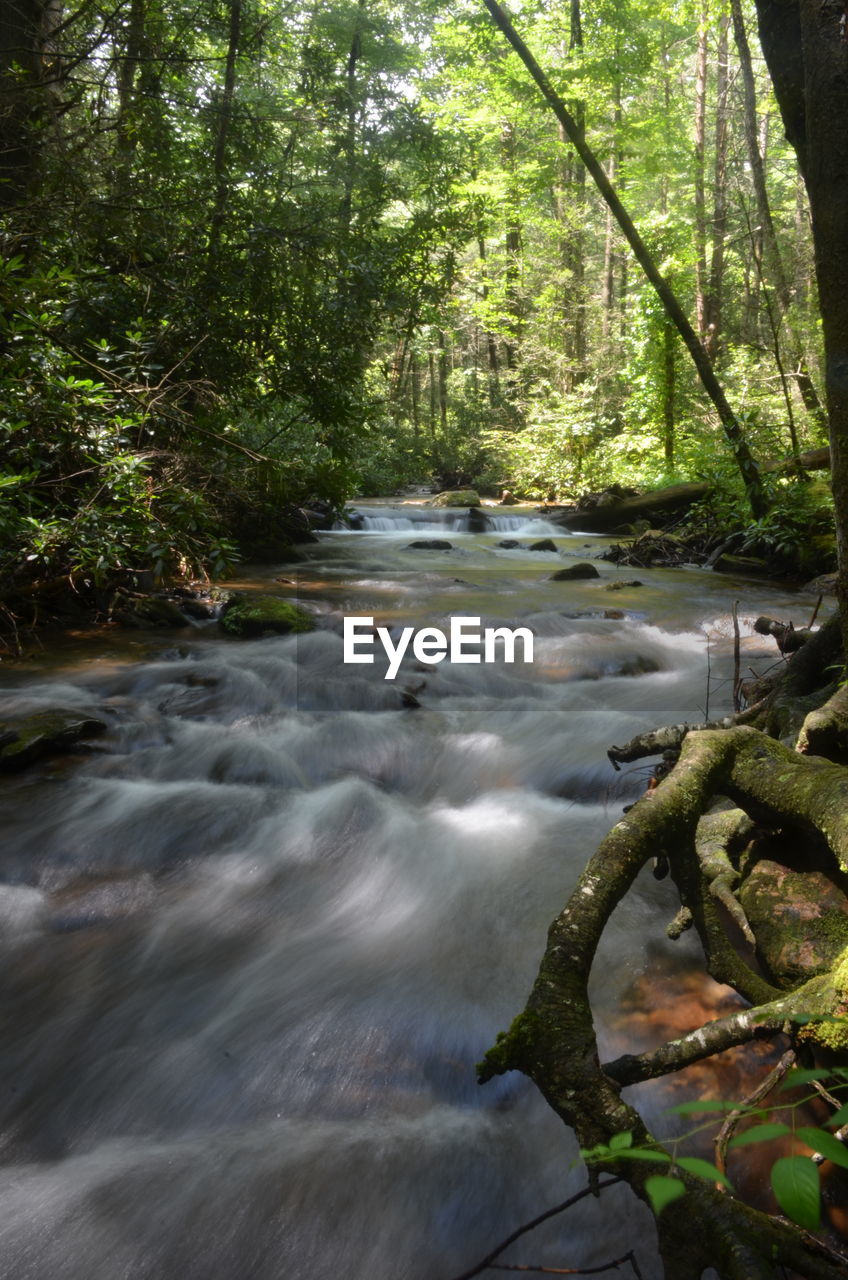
[347,504,564,537]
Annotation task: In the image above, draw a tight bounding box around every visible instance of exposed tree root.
[478,717,848,1278]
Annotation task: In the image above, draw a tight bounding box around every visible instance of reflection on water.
[0,506,812,1279]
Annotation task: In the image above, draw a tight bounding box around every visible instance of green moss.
[0,710,107,770]
[795,946,848,1051]
[430,489,481,507]
[220,595,315,638]
[477,1008,546,1082]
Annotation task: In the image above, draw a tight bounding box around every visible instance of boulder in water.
[429,489,481,507]
[528,539,557,552]
[497,539,521,549]
[0,709,108,771]
[220,594,315,637]
[406,539,453,550]
[500,490,518,505]
[550,563,600,581]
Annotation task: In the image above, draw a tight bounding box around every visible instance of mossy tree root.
[478,725,848,1278]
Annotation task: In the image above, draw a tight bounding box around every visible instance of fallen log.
[550,482,711,533]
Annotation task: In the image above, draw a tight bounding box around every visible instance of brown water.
[0,505,815,1279]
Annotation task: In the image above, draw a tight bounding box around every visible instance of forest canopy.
[0,0,836,592]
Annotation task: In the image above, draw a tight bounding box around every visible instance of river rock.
[112,595,192,628]
[219,595,315,637]
[803,572,838,596]
[606,580,643,590]
[739,859,848,988]
[406,539,453,550]
[550,563,600,581]
[497,539,520,549]
[713,553,770,576]
[500,490,518,505]
[0,710,108,771]
[429,489,481,507]
[528,539,557,552]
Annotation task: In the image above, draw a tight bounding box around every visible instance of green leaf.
[795,1127,848,1170]
[826,1103,848,1128]
[779,1068,836,1090]
[770,1156,820,1230]
[728,1123,791,1149]
[609,1131,633,1151]
[676,1157,733,1189]
[644,1175,686,1216]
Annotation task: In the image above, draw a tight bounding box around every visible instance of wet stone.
[550,563,601,581]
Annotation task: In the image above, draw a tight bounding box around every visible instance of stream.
[0,503,812,1279]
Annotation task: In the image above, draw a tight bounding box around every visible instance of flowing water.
[0,504,813,1279]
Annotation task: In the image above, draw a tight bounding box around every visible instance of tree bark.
[481,0,769,520]
[0,0,63,207]
[731,0,825,426]
[754,0,848,653]
[694,5,709,340]
[206,0,242,261]
[704,13,729,362]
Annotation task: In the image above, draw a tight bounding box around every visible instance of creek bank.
[0,502,325,656]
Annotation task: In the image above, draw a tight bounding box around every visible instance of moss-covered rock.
[0,710,107,771]
[219,595,315,638]
[429,489,481,507]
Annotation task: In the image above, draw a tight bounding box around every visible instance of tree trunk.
[501,121,522,374]
[476,233,501,401]
[754,0,848,651]
[481,0,769,520]
[704,13,729,362]
[0,0,62,207]
[694,4,709,339]
[731,0,825,425]
[207,0,242,260]
[437,329,448,433]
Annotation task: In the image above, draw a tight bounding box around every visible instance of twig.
[488,1254,643,1277]
[732,600,742,713]
[445,1180,623,1280]
[714,1048,796,1178]
[808,594,823,630]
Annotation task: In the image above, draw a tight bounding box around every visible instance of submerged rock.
[0,710,108,771]
[550,563,600,581]
[406,539,453,550]
[220,595,315,638]
[528,539,557,552]
[713,553,770,576]
[497,539,521,550]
